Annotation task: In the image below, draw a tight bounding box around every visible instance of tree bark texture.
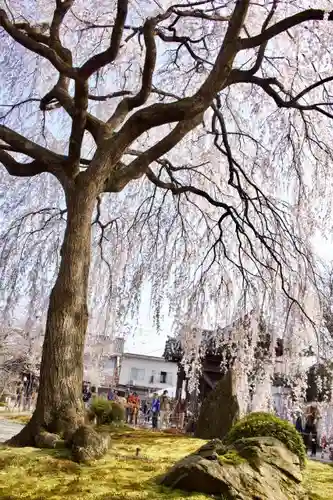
[8,185,96,446]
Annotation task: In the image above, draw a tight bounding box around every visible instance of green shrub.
[224,411,306,467]
[90,397,113,425]
[89,398,125,425]
[0,402,7,407]
[110,402,125,422]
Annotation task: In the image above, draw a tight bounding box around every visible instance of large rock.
[161,437,308,500]
[71,425,111,463]
[195,369,240,439]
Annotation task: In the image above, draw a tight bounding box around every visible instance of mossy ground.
[305,460,333,500]
[0,426,332,499]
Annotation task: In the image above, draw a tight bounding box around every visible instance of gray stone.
[161,437,308,500]
[195,369,240,440]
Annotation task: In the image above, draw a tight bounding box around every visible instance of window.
[160,371,167,383]
[104,357,116,372]
[130,367,145,382]
[166,372,173,385]
[149,370,156,384]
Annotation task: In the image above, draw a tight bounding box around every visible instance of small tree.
[1,2,333,447]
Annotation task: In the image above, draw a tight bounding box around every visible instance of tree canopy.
[1,0,333,343]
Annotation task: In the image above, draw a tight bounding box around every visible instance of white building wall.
[118,353,178,393]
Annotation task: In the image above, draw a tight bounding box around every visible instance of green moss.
[224,412,306,467]
[0,426,330,499]
[218,450,245,466]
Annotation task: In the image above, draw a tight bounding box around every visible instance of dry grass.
[0,426,332,499]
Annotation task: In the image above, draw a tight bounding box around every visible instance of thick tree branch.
[0,125,61,164]
[0,9,76,78]
[106,18,158,130]
[50,0,74,47]
[0,150,46,177]
[79,0,128,79]
[67,79,89,174]
[88,91,132,101]
[40,82,102,142]
[103,115,202,193]
[241,9,333,50]
[13,22,50,45]
[87,0,250,190]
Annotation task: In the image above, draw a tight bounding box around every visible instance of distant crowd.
[82,384,189,431]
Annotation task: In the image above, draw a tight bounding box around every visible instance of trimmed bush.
[224,411,306,467]
[90,397,113,425]
[90,397,125,425]
[110,402,125,422]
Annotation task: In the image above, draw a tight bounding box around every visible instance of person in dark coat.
[295,411,303,434]
[151,394,160,429]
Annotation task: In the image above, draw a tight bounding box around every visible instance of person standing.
[131,392,140,426]
[160,390,170,429]
[151,394,160,429]
[82,384,92,409]
[175,398,187,430]
[107,387,115,401]
[295,411,303,434]
[126,391,132,423]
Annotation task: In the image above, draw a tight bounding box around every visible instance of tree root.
[35,431,65,449]
[70,425,111,463]
[6,418,110,463]
[6,419,36,447]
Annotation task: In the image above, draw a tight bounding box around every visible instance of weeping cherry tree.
[1,0,333,448]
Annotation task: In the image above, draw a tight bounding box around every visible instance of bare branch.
[171,7,230,22]
[248,0,278,75]
[88,91,132,101]
[241,9,333,50]
[146,167,232,214]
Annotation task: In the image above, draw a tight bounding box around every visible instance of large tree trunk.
[9,186,96,446]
